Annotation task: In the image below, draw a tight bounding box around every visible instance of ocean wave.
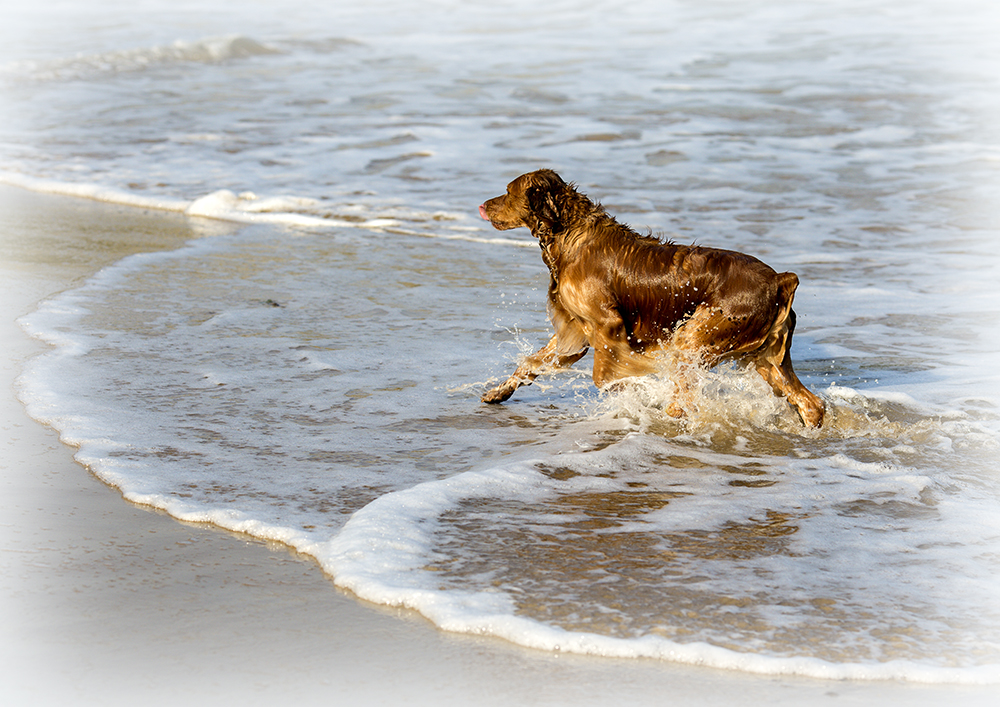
[0,172,190,212]
[0,172,532,246]
[320,449,1000,684]
[1,35,281,82]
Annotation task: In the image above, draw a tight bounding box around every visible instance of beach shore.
[1,184,996,706]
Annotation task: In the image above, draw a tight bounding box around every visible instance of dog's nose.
[479,204,489,220]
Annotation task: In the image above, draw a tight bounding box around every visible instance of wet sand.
[1,184,996,706]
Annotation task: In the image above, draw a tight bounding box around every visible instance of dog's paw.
[481,384,514,404]
[665,402,686,418]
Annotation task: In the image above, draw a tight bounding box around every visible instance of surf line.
[0,171,532,247]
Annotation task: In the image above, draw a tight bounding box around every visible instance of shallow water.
[4,0,1000,682]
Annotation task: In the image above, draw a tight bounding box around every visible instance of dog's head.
[479,169,569,235]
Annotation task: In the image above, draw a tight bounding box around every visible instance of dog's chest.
[550,273,608,328]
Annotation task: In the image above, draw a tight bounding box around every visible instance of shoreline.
[1,184,996,706]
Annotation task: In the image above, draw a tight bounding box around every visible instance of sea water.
[3,0,1000,682]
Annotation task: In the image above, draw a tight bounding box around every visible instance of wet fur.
[479,169,825,428]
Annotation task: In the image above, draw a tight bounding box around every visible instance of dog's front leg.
[482,335,587,403]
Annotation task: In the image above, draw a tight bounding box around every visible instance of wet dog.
[478,169,824,427]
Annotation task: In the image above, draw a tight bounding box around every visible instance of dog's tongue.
[479,204,489,220]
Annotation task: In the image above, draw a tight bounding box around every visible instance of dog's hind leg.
[747,274,825,428]
[753,309,825,428]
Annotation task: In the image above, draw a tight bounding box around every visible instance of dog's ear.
[526,172,565,230]
[527,188,560,225]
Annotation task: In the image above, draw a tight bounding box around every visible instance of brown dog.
[478,169,825,428]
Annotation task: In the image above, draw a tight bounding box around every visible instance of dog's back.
[557,217,787,357]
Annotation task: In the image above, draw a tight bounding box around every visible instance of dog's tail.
[773,272,799,330]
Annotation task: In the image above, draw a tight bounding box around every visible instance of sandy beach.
[1,184,996,706]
